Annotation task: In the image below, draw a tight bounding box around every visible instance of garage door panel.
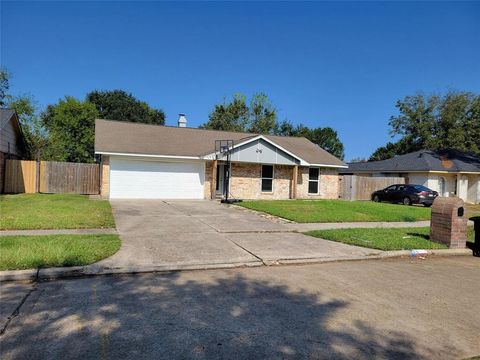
[110,158,205,199]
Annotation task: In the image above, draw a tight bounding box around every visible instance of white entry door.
[109,157,205,199]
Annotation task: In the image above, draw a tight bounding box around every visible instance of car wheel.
[424,203,432,207]
[403,197,412,206]
[373,195,380,202]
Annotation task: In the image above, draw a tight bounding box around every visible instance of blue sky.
[2,1,479,160]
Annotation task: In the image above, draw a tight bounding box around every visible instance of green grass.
[238,200,431,223]
[0,194,115,230]
[305,227,475,251]
[466,204,480,218]
[0,234,121,270]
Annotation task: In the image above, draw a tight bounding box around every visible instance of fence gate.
[39,161,100,194]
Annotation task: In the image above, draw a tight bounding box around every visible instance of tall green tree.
[249,93,277,134]
[275,121,344,160]
[371,91,480,160]
[202,93,278,133]
[202,93,250,132]
[86,89,165,125]
[7,95,49,160]
[42,97,99,163]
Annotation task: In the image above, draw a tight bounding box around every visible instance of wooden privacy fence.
[39,161,100,194]
[4,160,39,194]
[339,175,406,201]
[4,160,100,195]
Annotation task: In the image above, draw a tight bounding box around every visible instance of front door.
[216,164,225,196]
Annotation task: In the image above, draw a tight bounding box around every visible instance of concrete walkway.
[0,228,117,236]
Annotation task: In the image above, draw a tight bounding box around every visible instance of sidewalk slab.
[227,232,382,263]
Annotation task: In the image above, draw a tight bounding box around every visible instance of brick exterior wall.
[296,166,340,200]
[430,197,468,248]
[204,161,214,199]
[228,163,292,200]
[208,162,340,200]
[100,155,110,199]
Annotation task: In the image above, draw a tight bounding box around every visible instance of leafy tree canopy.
[202,92,278,134]
[41,97,99,163]
[0,68,10,107]
[8,94,49,161]
[203,93,345,159]
[275,120,345,160]
[370,91,480,160]
[86,89,165,125]
[202,93,250,132]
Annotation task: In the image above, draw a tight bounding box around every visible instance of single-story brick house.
[95,117,347,200]
[0,109,26,192]
[341,149,480,204]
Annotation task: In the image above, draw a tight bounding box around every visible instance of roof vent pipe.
[178,113,187,128]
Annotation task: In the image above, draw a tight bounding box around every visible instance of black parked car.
[372,184,438,207]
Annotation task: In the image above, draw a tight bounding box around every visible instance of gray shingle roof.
[343,150,480,173]
[95,119,347,167]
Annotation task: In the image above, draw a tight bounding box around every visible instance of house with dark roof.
[0,109,26,192]
[95,116,347,200]
[341,149,480,204]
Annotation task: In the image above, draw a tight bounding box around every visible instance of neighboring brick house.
[95,117,347,200]
[0,109,26,192]
[341,149,480,204]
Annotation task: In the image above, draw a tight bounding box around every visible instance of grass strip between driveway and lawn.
[305,227,475,251]
[0,194,115,230]
[239,200,431,223]
[0,234,121,271]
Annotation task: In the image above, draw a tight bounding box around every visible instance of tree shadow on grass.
[0,272,457,359]
[406,232,430,240]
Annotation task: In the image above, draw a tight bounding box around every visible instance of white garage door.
[110,158,205,199]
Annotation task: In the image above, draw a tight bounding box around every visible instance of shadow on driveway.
[0,264,464,360]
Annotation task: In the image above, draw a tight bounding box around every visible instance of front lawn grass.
[466,204,480,218]
[238,200,431,223]
[305,227,475,251]
[0,234,121,270]
[0,194,115,230]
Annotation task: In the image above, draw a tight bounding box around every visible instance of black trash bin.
[469,216,480,257]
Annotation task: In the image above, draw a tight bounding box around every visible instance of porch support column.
[211,160,217,200]
[291,165,298,199]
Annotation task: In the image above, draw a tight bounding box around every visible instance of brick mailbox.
[430,197,468,248]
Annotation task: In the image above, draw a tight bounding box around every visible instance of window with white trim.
[261,165,274,192]
[308,168,319,194]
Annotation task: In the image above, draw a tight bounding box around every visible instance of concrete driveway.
[98,200,379,270]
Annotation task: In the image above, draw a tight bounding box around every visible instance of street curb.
[380,248,473,258]
[0,261,263,282]
[0,248,474,282]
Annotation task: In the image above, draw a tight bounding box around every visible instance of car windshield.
[412,185,431,192]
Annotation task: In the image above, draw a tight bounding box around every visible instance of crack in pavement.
[0,281,38,336]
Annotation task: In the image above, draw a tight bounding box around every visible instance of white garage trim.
[109,156,205,199]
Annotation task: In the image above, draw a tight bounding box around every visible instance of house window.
[308,168,319,194]
[261,165,274,192]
